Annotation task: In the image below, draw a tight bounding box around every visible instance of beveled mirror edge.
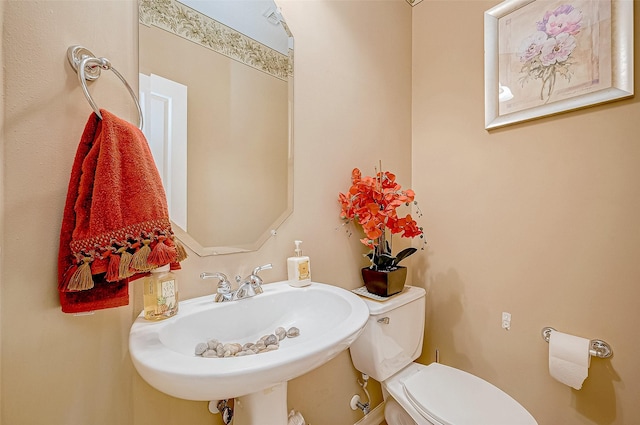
[174,185,293,257]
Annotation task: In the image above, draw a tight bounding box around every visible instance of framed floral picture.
[484,0,634,129]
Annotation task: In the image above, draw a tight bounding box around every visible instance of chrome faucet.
[234,263,273,300]
[200,263,273,302]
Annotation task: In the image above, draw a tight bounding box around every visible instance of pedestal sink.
[129,281,369,425]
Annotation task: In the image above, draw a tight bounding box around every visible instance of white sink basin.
[129,281,369,424]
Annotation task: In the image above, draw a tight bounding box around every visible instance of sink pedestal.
[233,382,288,425]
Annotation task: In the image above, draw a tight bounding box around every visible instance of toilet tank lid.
[403,363,538,425]
[357,285,425,315]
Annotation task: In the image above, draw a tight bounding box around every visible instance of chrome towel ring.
[66,45,143,130]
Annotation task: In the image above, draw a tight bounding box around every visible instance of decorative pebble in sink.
[195,326,301,358]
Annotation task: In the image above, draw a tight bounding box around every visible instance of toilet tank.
[349,286,426,382]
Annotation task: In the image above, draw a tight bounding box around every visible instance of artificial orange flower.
[338,167,423,248]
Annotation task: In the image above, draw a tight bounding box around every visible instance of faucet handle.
[249,264,272,295]
[201,271,230,285]
[200,272,228,280]
[200,272,232,296]
[252,263,273,275]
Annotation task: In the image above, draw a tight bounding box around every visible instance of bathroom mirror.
[138,0,294,256]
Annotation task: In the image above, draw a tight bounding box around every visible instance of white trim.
[354,402,385,425]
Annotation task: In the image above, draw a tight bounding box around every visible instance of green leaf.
[393,247,417,266]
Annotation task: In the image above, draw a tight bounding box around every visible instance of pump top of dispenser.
[294,240,303,256]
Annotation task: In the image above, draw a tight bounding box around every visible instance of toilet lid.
[402,363,537,425]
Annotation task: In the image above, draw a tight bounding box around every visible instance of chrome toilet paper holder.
[542,327,613,359]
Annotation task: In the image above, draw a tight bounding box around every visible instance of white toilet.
[349,285,538,425]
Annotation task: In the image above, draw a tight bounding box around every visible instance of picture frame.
[484,0,634,129]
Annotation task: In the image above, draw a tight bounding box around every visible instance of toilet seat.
[401,363,537,425]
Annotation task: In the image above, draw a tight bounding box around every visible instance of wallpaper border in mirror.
[139,0,292,81]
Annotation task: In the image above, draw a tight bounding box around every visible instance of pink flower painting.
[518,4,583,102]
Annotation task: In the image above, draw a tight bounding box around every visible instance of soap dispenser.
[287,240,311,287]
[143,264,179,320]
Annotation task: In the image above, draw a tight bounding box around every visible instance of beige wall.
[0,0,4,420]
[1,1,411,425]
[9,1,635,425]
[412,1,640,424]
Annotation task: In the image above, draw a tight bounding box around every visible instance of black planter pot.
[361,266,407,297]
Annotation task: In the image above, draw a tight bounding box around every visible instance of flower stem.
[540,71,556,103]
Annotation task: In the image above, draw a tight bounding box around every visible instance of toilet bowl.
[349,286,537,425]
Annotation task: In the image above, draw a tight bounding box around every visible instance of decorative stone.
[195,342,208,355]
[195,324,302,357]
[264,334,278,346]
[223,343,241,355]
[275,327,286,340]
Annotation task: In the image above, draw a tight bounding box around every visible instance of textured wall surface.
[412,2,640,424]
[1,1,411,424]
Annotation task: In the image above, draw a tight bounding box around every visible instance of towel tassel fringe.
[106,252,121,282]
[67,257,95,291]
[148,237,176,266]
[119,249,134,280]
[131,239,154,271]
[175,240,188,263]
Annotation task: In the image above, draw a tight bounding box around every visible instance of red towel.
[58,109,187,314]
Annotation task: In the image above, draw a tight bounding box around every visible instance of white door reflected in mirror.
[139,73,188,232]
